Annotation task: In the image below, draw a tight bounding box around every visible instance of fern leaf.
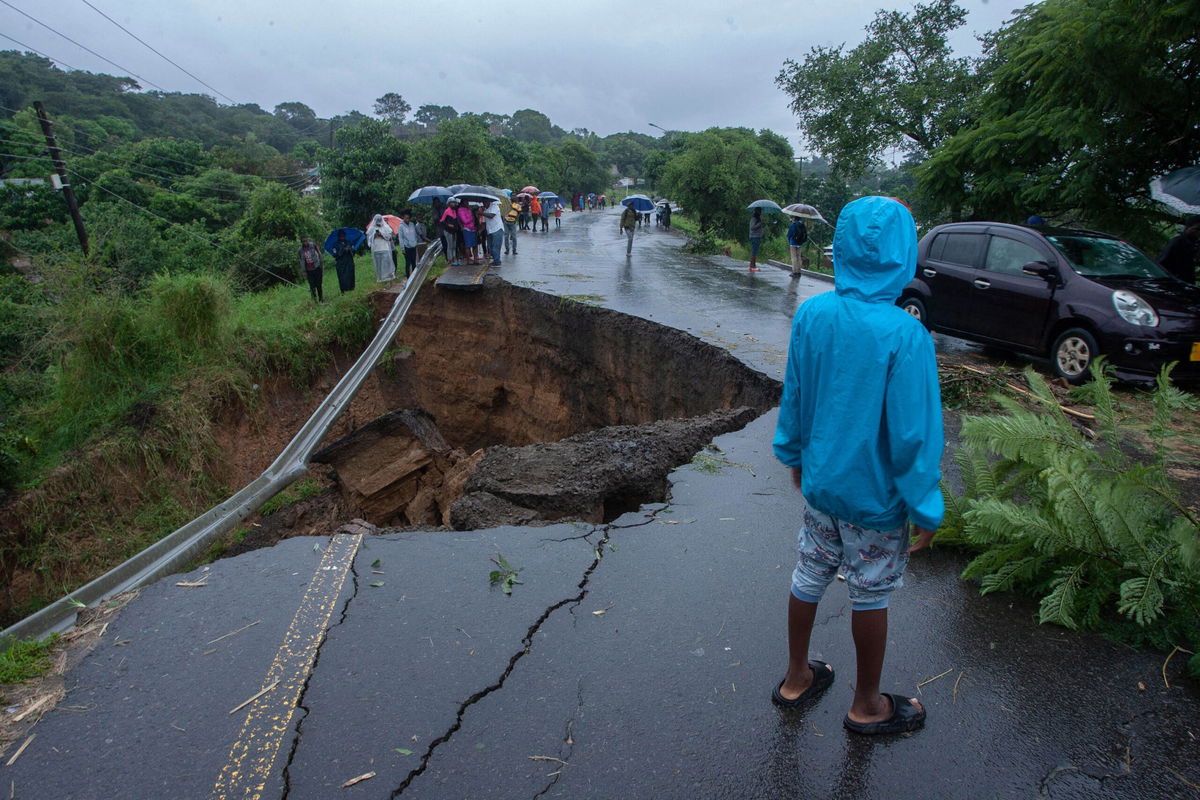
[1038,562,1088,629]
[1117,555,1168,626]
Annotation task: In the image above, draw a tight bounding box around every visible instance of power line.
[63,165,297,285]
[0,101,321,180]
[0,31,82,71]
[77,0,238,105]
[0,114,312,187]
[0,0,167,91]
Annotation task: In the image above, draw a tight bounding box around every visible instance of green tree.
[414,104,458,132]
[556,140,606,194]
[400,116,504,190]
[661,128,794,237]
[235,182,322,242]
[917,0,1200,244]
[373,93,412,123]
[776,0,980,177]
[319,119,409,226]
[505,109,554,144]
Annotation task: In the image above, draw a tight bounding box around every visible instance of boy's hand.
[908,526,936,552]
[790,467,802,491]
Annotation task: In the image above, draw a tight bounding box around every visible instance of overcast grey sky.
[4,0,1023,148]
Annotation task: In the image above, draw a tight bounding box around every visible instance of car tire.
[1051,327,1099,385]
[900,296,928,329]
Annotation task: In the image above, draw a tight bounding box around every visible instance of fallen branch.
[12,694,55,723]
[1162,645,1194,690]
[175,580,208,588]
[228,679,280,715]
[207,620,261,645]
[341,771,375,788]
[959,365,1096,421]
[916,667,954,693]
[5,734,35,766]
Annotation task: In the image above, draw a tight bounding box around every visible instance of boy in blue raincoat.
[771,196,943,735]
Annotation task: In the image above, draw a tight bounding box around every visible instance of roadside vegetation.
[939,364,1200,677]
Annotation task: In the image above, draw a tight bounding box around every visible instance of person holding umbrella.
[529,194,543,232]
[332,230,357,294]
[748,207,765,272]
[439,199,463,266]
[366,214,395,282]
[620,201,638,256]
[504,197,521,254]
[788,215,809,275]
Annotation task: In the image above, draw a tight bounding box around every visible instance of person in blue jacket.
[771,195,943,735]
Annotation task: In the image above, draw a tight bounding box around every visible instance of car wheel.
[1051,327,1098,384]
[900,296,928,328]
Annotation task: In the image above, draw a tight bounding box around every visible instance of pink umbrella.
[521,185,540,194]
[381,214,401,233]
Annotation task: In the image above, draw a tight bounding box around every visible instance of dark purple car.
[898,222,1200,384]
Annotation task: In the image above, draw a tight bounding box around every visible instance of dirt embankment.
[0,281,779,624]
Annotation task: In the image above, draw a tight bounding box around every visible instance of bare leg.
[846,608,922,723]
[778,594,818,700]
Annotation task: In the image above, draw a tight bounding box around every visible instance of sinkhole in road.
[310,280,782,531]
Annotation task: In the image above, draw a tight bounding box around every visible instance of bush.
[942,363,1200,676]
[223,236,300,292]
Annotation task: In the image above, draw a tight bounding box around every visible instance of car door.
[919,230,986,332]
[967,233,1057,351]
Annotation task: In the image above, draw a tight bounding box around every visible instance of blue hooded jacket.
[772,196,944,530]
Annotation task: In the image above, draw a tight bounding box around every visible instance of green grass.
[0,634,57,684]
[669,213,829,273]
[259,477,323,516]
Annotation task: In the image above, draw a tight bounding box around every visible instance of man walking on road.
[771,196,943,736]
[787,216,808,274]
[620,203,638,256]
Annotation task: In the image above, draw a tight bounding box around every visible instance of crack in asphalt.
[388,526,613,798]
[531,680,584,799]
[279,541,361,799]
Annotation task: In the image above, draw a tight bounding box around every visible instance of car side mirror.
[1022,261,1056,279]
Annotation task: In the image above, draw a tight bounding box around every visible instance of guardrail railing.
[1,243,440,646]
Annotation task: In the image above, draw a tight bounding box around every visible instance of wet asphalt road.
[4,209,1198,799]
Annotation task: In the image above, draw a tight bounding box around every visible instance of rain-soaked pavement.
[4,209,1198,799]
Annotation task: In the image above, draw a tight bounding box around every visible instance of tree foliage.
[373,92,412,123]
[776,0,980,177]
[917,0,1200,243]
[941,365,1200,676]
[660,128,794,237]
[319,118,409,227]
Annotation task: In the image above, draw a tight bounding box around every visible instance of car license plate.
[1192,343,1200,361]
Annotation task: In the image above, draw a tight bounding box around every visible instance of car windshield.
[1045,235,1169,279]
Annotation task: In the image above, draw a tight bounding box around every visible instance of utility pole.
[33,101,89,256]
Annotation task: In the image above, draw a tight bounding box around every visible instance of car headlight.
[1112,290,1158,326]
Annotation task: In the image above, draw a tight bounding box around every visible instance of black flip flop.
[771,660,835,709]
[842,693,926,735]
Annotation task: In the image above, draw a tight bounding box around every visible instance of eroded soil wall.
[384,279,780,451]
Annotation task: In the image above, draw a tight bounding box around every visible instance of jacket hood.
[833,196,918,304]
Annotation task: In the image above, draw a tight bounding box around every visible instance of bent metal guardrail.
[1,243,440,646]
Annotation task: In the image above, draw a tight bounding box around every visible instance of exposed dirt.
[303,280,780,532]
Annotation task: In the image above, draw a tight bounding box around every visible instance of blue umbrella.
[323,227,365,255]
[408,185,452,204]
[747,199,784,213]
[621,194,655,212]
[537,191,559,200]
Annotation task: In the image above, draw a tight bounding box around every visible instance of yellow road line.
[212,532,362,800]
